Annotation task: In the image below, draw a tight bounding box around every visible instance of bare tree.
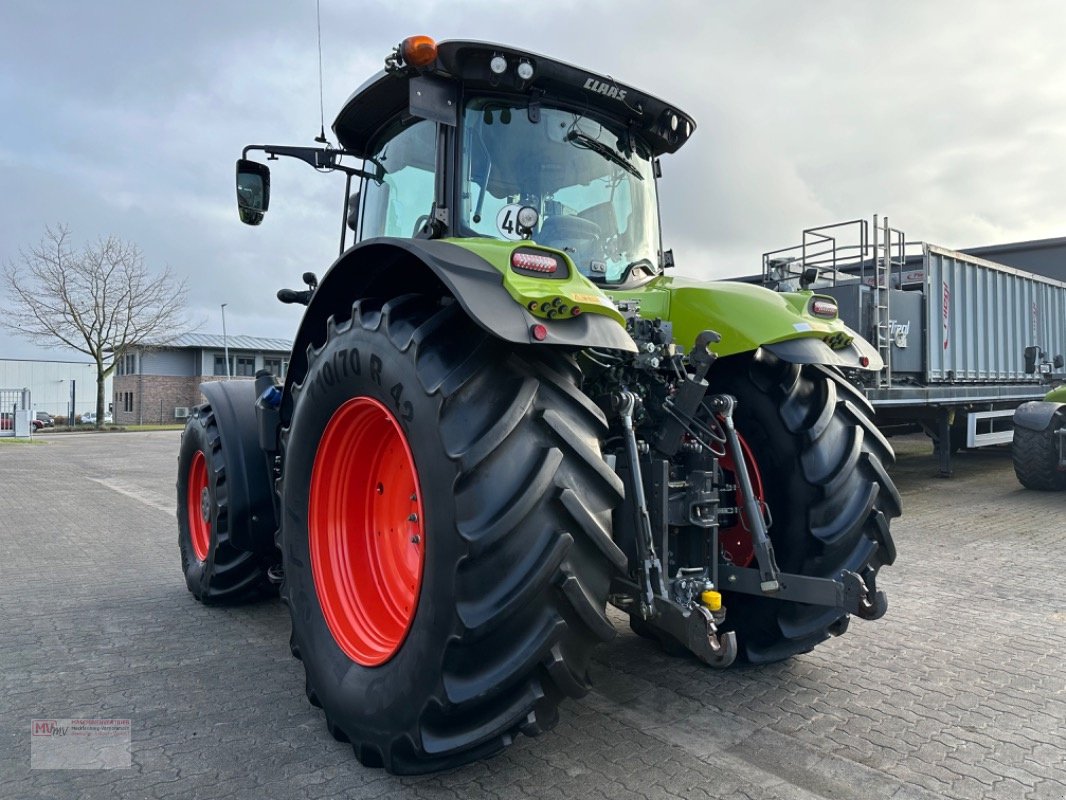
[2,225,191,428]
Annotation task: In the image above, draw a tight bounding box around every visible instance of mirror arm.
[241,144,376,180]
[339,172,352,256]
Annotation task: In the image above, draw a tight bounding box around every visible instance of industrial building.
[0,358,111,420]
[962,236,1066,284]
[112,333,291,425]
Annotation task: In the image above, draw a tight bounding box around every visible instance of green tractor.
[1012,384,1066,490]
[176,36,899,773]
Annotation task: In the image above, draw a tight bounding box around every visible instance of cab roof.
[333,38,696,159]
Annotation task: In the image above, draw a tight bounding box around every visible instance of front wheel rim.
[309,397,425,667]
[186,450,211,562]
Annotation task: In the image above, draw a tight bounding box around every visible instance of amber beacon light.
[401,35,438,68]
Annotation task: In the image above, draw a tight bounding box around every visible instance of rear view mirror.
[236,159,271,225]
[1024,345,1040,374]
[346,191,360,232]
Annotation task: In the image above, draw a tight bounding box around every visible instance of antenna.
[314,0,328,144]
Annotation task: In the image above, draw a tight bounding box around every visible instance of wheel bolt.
[408,513,418,522]
[411,535,421,544]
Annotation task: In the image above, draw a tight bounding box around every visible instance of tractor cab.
[341,39,690,285]
[332,37,694,285]
[357,94,664,284]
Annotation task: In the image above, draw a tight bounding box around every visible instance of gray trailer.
[762,217,1066,475]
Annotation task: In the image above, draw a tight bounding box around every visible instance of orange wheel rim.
[309,397,425,667]
[187,451,211,562]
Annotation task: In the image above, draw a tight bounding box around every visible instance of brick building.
[113,334,291,425]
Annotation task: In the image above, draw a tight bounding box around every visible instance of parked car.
[0,413,41,431]
[80,411,113,425]
[35,412,54,427]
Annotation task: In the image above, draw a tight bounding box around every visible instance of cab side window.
[359,119,437,240]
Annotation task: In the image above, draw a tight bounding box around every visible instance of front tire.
[1012,424,1066,490]
[280,295,625,773]
[176,407,271,603]
[711,352,901,664]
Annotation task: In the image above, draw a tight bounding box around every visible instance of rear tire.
[1012,424,1066,490]
[176,407,272,603]
[280,295,625,773]
[711,352,900,664]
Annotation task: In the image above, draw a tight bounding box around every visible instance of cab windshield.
[460,97,661,282]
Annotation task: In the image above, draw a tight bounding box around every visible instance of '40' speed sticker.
[496,204,525,241]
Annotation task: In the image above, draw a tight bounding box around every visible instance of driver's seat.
[536,215,602,276]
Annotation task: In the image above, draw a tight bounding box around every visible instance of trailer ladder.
[871,215,906,388]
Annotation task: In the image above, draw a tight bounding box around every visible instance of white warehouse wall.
[0,359,113,417]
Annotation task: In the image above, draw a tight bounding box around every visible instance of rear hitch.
[719,564,888,620]
[654,596,737,668]
[612,579,738,668]
[612,386,737,667]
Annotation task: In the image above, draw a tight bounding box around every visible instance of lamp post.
[221,303,231,379]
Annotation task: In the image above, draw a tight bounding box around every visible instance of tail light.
[510,247,568,279]
[512,251,557,273]
[809,297,838,318]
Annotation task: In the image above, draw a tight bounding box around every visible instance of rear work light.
[512,251,557,273]
[809,298,838,318]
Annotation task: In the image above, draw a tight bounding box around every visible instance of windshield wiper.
[566,131,643,180]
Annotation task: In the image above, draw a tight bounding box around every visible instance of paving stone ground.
[1,431,1062,799]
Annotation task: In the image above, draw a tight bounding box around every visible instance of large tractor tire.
[1012,424,1066,490]
[279,294,625,774]
[176,407,272,603]
[710,351,900,664]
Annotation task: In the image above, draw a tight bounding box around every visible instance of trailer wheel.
[710,352,901,664]
[280,295,624,774]
[176,407,271,602]
[1012,423,1066,490]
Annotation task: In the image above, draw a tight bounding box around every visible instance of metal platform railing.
[761,215,912,386]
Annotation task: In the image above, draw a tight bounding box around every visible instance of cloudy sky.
[3,1,1066,360]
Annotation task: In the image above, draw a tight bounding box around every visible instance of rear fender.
[282,237,635,422]
[1045,385,1066,404]
[199,379,278,554]
[611,278,882,371]
[1013,400,1066,433]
